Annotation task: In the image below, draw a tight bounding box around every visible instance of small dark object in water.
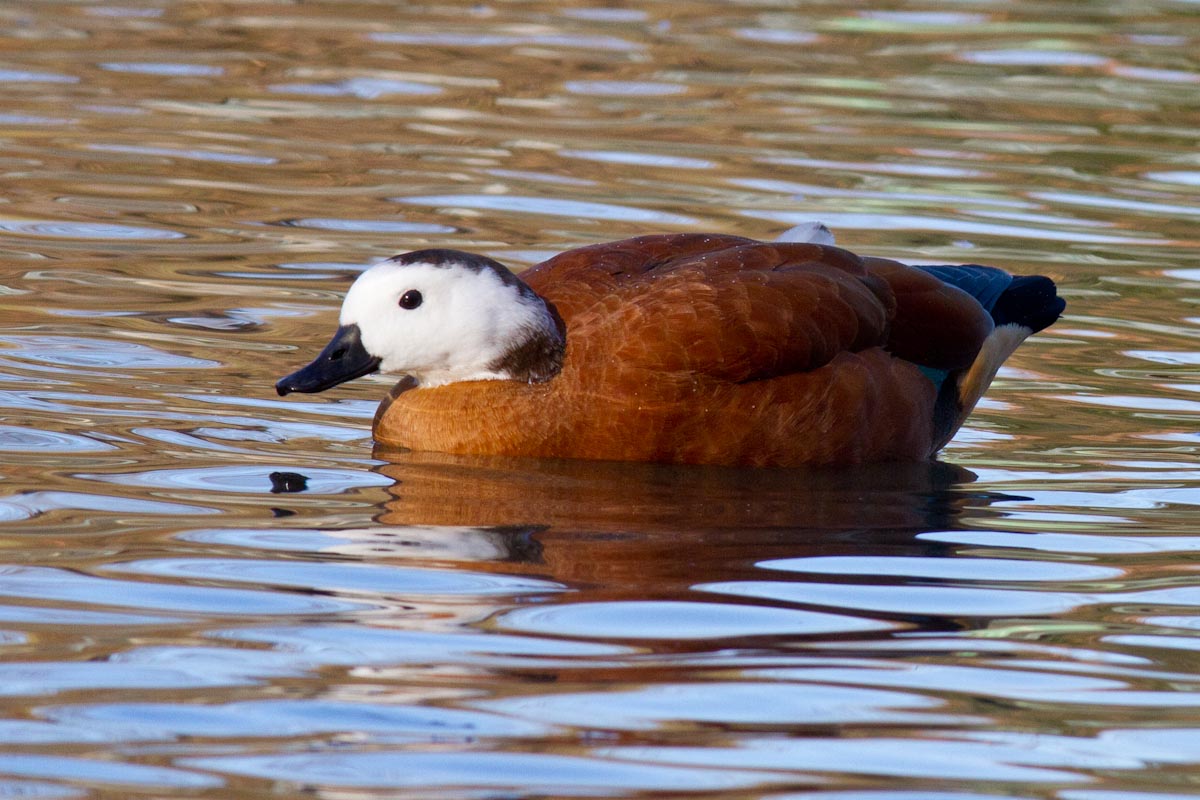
[269,471,309,494]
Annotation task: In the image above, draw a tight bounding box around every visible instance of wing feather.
[521,233,757,322]
[570,243,893,383]
[521,236,996,387]
[862,257,994,371]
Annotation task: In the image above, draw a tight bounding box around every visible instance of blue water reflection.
[0,425,115,453]
[0,491,216,523]
[369,31,642,51]
[0,755,219,790]
[562,149,715,169]
[0,221,184,240]
[49,699,550,740]
[0,69,76,83]
[99,63,225,76]
[108,557,562,596]
[701,580,1088,617]
[497,600,897,639]
[563,80,687,96]
[396,194,697,225]
[79,465,389,494]
[0,336,215,369]
[185,751,769,793]
[271,77,443,98]
[86,144,276,165]
[476,681,968,729]
[283,217,456,234]
[0,566,363,615]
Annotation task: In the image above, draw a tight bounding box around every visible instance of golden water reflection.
[0,0,1197,797]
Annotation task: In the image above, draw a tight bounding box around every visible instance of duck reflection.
[366,448,1001,597]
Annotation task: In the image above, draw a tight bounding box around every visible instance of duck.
[276,229,1064,467]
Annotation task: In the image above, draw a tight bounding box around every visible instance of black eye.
[398,290,423,310]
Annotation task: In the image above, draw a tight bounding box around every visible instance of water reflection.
[0,0,1199,797]
[368,31,643,51]
[282,217,457,234]
[355,452,1089,649]
[0,220,184,240]
[0,425,114,453]
[372,450,978,531]
[185,750,769,794]
[86,143,276,165]
[99,63,225,77]
[0,565,362,616]
[0,335,217,370]
[271,77,443,98]
[497,600,898,640]
[368,453,980,592]
[49,697,550,740]
[0,69,77,83]
[396,194,698,225]
[563,80,688,96]
[81,464,389,494]
[0,755,219,791]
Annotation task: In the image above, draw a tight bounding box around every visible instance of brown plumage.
[277,233,1063,467]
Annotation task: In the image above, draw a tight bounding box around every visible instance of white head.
[342,250,563,387]
[276,249,564,396]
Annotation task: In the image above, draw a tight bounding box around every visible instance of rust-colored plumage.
[348,233,1058,466]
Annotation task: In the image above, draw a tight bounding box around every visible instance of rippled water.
[1,0,1198,797]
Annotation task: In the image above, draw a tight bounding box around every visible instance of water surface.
[1,1,1199,798]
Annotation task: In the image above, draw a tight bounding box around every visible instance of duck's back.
[527,234,993,376]
[374,235,1056,466]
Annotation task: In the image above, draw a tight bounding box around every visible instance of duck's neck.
[485,297,565,384]
[412,293,565,388]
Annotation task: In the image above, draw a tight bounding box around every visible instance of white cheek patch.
[335,258,551,386]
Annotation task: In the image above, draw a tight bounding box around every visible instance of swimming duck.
[276,232,1064,466]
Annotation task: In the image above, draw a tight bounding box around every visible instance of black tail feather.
[990,274,1065,333]
[918,264,1064,333]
